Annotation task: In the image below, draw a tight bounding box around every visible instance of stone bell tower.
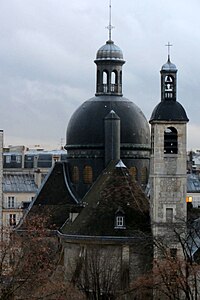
[149,49,189,256]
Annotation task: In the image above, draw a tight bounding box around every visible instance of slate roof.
[96,40,124,61]
[61,160,151,237]
[21,162,80,229]
[187,174,200,192]
[161,57,177,71]
[3,173,37,193]
[186,217,200,259]
[150,100,189,122]
[66,96,150,149]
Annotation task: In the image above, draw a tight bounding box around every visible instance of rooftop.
[3,173,38,193]
[61,160,151,237]
[187,174,200,193]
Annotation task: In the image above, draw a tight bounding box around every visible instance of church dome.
[65,36,150,198]
[66,95,150,147]
[95,40,124,61]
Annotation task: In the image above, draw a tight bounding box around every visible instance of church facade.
[21,25,189,299]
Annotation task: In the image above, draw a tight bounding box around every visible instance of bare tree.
[126,220,200,300]
[71,246,121,300]
[0,216,85,300]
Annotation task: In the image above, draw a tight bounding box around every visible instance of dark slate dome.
[161,58,177,71]
[66,95,150,147]
[65,37,150,199]
[150,100,189,122]
[96,40,124,61]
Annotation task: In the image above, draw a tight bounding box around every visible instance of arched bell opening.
[164,127,178,154]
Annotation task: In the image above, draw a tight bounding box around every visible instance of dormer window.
[116,216,124,227]
[115,207,126,229]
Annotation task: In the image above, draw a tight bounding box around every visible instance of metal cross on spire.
[165,42,173,60]
[106,0,114,41]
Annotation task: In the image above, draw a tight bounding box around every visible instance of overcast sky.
[0,0,199,150]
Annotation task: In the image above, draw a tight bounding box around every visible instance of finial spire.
[106,0,114,41]
[165,42,173,61]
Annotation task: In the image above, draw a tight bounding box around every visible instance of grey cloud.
[0,0,199,149]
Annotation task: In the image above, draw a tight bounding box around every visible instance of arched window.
[164,127,178,154]
[141,167,148,185]
[111,71,118,93]
[83,166,93,184]
[103,71,108,84]
[111,71,116,84]
[103,71,108,93]
[129,167,137,181]
[111,70,117,84]
[72,166,79,184]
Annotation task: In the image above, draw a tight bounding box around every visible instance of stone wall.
[62,237,153,299]
[150,122,187,252]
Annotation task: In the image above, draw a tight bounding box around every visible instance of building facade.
[19,20,190,300]
[2,145,67,232]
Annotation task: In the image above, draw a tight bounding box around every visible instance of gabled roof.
[33,162,79,206]
[20,162,80,229]
[61,160,151,237]
[3,173,37,193]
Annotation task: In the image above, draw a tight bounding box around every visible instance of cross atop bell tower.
[165,41,173,60]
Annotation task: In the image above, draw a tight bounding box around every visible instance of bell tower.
[149,48,189,256]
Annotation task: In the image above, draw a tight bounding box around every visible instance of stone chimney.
[34,169,42,188]
[104,110,120,166]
